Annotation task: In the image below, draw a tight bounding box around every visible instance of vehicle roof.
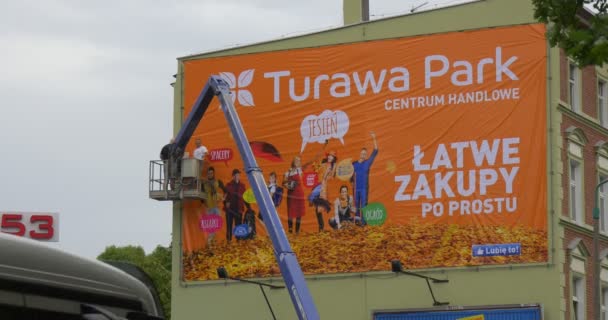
[0,232,159,316]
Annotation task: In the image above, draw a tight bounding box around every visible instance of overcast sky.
[0,0,473,259]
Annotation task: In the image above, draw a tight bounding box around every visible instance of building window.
[600,80,607,126]
[569,241,588,320]
[567,129,587,223]
[573,275,585,320]
[602,174,608,233]
[569,63,581,112]
[570,159,583,223]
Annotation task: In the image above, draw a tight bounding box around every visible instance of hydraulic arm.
[167,75,319,320]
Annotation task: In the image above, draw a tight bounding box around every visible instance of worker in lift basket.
[160,138,177,192]
[193,138,208,190]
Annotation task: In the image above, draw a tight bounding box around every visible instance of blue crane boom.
[167,75,320,320]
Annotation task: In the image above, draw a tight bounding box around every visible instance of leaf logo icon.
[219,69,255,107]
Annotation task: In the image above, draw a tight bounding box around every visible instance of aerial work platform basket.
[149,158,206,201]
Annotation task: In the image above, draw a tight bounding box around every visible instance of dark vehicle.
[0,232,164,319]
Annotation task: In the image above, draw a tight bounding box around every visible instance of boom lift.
[149,75,320,320]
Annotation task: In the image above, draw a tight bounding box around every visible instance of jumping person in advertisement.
[329,185,357,229]
[309,150,337,232]
[224,169,246,242]
[201,166,225,246]
[351,131,378,223]
[283,142,326,234]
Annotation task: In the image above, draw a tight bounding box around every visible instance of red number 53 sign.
[0,212,59,242]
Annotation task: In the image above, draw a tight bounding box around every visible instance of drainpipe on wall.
[343,0,370,25]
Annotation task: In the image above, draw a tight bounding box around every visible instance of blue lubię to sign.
[472,243,521,257]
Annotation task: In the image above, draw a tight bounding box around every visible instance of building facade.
[167,0,608,319]
[559,31,608,319]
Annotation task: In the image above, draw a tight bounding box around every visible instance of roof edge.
[178,0,485,61]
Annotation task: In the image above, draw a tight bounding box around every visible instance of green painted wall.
[343,0,364,25]
[171,0,565,319]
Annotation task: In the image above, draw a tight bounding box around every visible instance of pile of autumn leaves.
[183,222,547,281]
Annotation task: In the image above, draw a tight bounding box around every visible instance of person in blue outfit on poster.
[351,131,378,223]
[268,172,283,209]
[258,172,283,222]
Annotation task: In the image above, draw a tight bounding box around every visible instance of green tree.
[141,245,171,319]
[98,245,172,319]
[533,0,608,66]
[97,245,146,265]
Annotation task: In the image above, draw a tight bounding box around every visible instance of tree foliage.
[533,0,608,66]
[98,245,172,319]
[98,245,146,265]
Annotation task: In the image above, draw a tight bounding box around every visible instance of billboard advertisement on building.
[180,24,547,281]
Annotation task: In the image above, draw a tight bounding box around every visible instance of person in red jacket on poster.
[224,169,246,242]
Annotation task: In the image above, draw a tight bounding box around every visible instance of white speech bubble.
[300,110,350,153]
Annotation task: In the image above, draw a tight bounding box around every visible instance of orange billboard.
[180,24,547,281]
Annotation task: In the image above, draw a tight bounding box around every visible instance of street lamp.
[593,179,608,320]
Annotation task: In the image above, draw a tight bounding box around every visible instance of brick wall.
[583,67,599,117]
[560,48,598,115]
